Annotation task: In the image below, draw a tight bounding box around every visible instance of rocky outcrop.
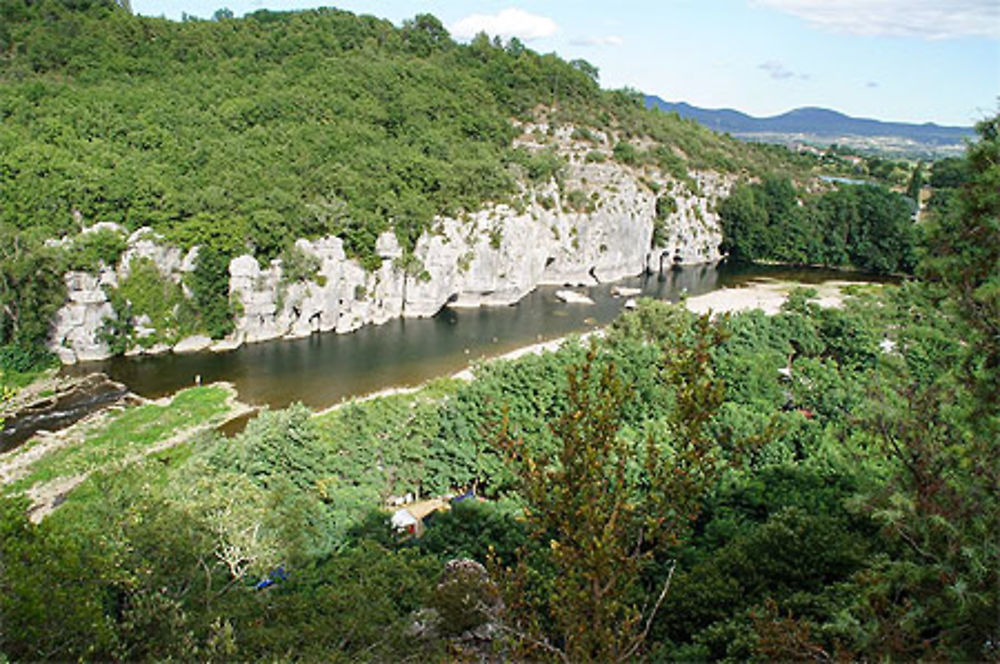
[228,236,406,343]
[172,335,213,354]
[49,124,735,364]
[49,226,201,364]
[555,290,596,305]
[645,170,733,271]
[50,270,118,364]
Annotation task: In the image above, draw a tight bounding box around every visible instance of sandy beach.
[459,277,858,373]
[683,277,857,316]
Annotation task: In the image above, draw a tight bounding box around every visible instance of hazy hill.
[646,96,973,154]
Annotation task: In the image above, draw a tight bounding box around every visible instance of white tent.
[391,508,418,531]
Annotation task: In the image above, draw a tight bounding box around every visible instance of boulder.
[211,338,243,353]
[555,289,596,305]
[375,231,403,259]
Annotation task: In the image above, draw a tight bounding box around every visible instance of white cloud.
[450,8,558,41]
[759,60,809,80]
[570,35,624,47]
[753,0,1000,40]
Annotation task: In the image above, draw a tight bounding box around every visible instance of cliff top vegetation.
[1,0,811,265]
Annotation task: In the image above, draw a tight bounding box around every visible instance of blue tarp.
[451,489,475,503]
[255,566,288,590]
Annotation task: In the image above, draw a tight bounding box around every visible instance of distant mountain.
[645,97,973,148]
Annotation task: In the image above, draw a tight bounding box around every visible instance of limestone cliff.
[49,125,734,364]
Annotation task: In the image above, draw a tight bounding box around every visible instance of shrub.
[613,141,639,165]
[188,248,236,339]
[65,228,127,272]
[565,189,590,213]
[279,245,322,285]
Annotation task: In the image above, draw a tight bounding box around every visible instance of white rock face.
[120,228,184,278]
[173,335,213,354]
[49,271,116,364]
[645,171,732,271]
[49,124,734,364]
[48,229,188,364]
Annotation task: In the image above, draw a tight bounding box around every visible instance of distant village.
[763,132,966,160]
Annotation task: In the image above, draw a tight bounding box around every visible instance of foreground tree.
[920,113,1000,405]
[750,114,1000,662]
[495,311,732,662]
[859,114,1000,660]
[0,496,114,661]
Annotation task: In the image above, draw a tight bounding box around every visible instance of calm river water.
[65,264,883,412]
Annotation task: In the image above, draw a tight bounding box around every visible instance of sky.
[130,1,999,127]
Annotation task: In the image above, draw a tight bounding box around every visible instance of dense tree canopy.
[719,175,917,273]
[0,1,789,265]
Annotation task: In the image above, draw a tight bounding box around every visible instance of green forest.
[2,2,998,662]
[719,177,917,273]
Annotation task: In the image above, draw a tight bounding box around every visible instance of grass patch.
[6,385,235,494]
[0,367,57,392]
[48,436,203,527]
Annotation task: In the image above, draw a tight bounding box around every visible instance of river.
[65,264,886,411]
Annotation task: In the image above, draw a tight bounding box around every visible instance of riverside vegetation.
[2,2,996,662]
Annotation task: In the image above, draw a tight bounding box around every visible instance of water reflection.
[1,374,131,452]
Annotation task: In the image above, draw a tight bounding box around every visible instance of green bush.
[612,141,639,165]
[510,147,566,183]
[0,229,67,352]
[64,228,127,272]
[188,248,235,340]
[564,189,590,213]
[0,344,55,374]
[103,257,195,350]
[279,245,322,285]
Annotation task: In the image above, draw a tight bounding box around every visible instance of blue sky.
[131,1,998,127]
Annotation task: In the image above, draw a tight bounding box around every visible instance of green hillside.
[1,1,803,260]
